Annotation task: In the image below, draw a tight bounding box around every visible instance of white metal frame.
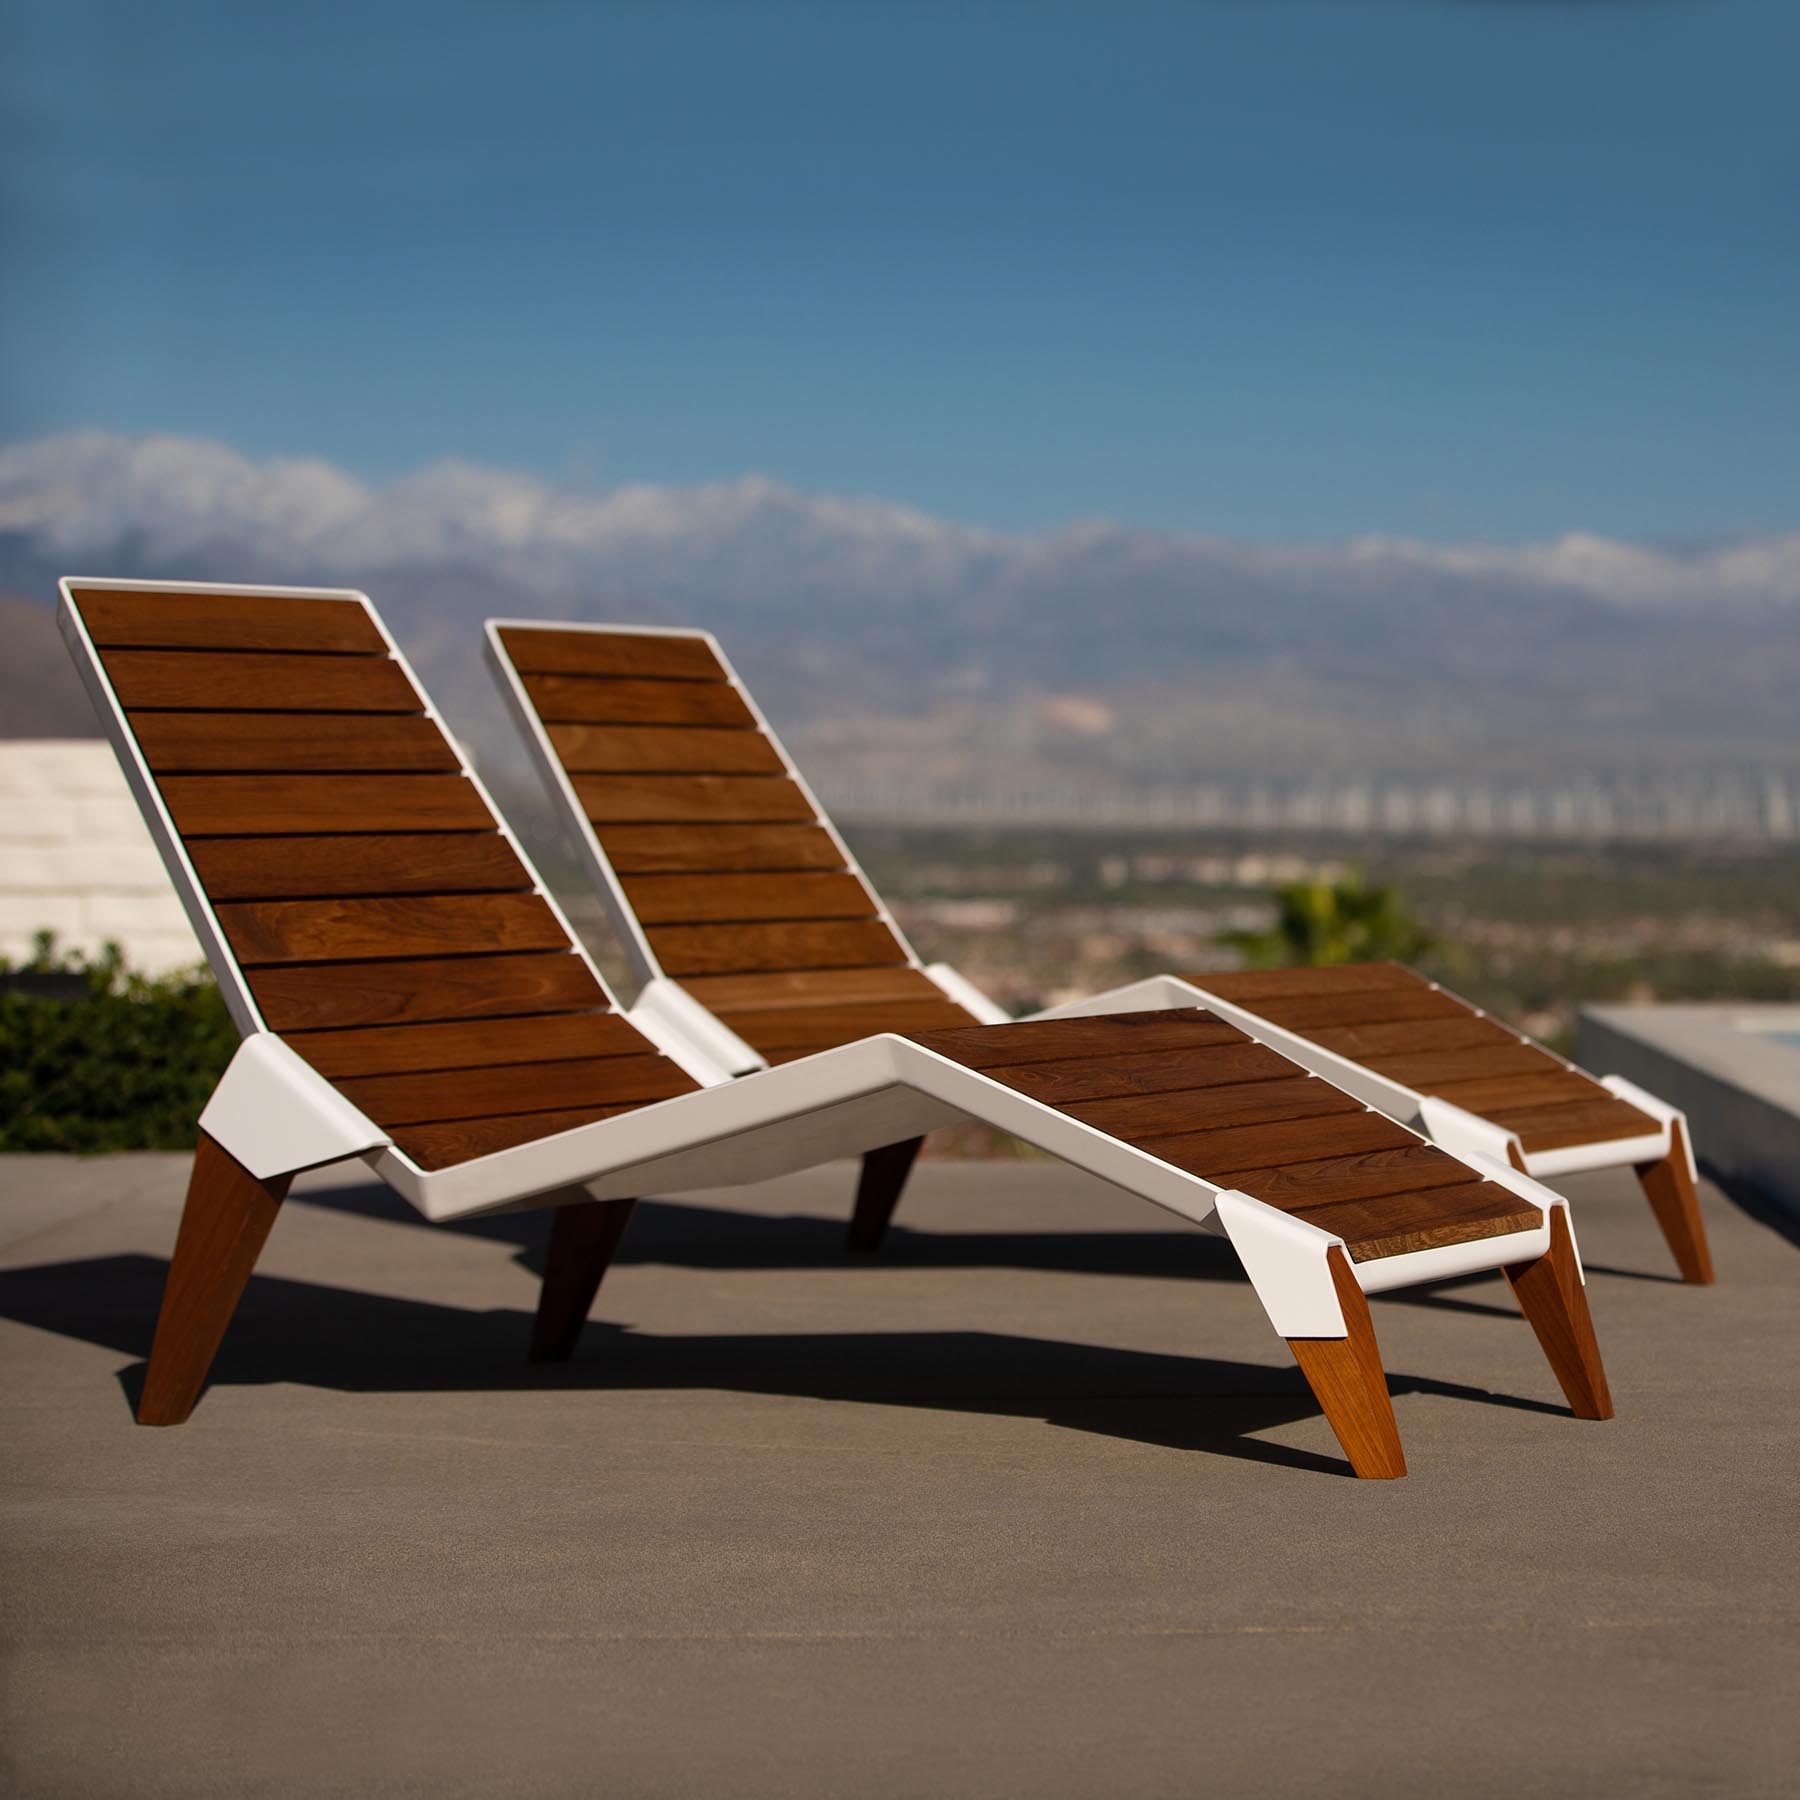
[59,578,1582,1350]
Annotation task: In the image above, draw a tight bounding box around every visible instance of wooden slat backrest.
[1199,964,1658,1155]
[491,623,978,1060]
[911,1010,1543,1263]
[62,584,700,1170]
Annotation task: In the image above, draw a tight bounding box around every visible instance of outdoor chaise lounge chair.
[486,618,1711,1285]
[60,579,1612,1478]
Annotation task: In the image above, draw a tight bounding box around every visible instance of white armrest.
[628,977,762,1081]
[198,1035,389,1181]
[1598,1074,1687,1169]
[1210,1190,1347,1337]
[1414,1094,1525,1170]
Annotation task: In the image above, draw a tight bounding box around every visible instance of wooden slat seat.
[72,588,704,1171]
[911,1011,1542,1263]
[492,625,981,1057]
[1199,964,1660,1155]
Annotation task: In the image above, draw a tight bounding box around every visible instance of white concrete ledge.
[1577,1003,1800,1223]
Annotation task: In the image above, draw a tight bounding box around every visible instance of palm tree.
[1217,869,1430,969]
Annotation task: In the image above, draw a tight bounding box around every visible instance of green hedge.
[0,937,235,1152]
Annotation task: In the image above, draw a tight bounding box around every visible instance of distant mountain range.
[4,430,1797,794]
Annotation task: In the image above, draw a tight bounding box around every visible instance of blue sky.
[3,0,1795,540]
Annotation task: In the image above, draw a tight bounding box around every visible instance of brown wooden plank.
[76,589,385,654]
[979,1042,1299,1106]
[1211,1142,1477,1211]
[577,773,815,825]
[596,824,846,875]
[649,918,906,977]
[547,723,784,776]
[522,673,754,727]
[730,998,977,1055]
[1304,1016,1517,1059]
[622,871,876,925]
[249,951,606,1031]
[391,1104,640,1170]
[1361,1043,1562,1088]
[159,773,491,835]
[498,626,727,681]
[913,1010,1241,1072]
[1495,1097,1661,1153]
[101,649,421,712]
[1296,1181,1544,1263]
[337,1054,695,1127]
[186,833,530,901]
[287,1012,644,1079]
[1137,1111,1417,1179]
[1062,1076,1361,1140]
[1197,964,1429,1003]
[215,893,569,966]
[685,966,948,1013]
[1427,1071,1608,1116]
[133,712,458,773]
[1227,988,1472,1032]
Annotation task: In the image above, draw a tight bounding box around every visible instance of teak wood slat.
[133,712,460,773]
[248,951,608,1032]
[1427,1071,1609,1115]
[81,589,387,653]
[917,1013,1246,1071]
[214,893,571,966]
[1201,964,1429,1003]
[1294,1183,1542,1263]
[622,871,877,925]
[1360,1043,1564,1088]
[497,625,727,681]
[1229,987,1473,1031]
[1063,1076,1361,1140]
[100,649,423,712]
[684,967,951,1014]
[981,1042,1300,1107]
[158,773,491,836]
[287,1011,648,1079]
[334,1054,696,1127]
[649,919,908,978]
[597,824,848,875]
[390,1105,643,1170]
[1134,1110,1417,1177]
[186,833,532,900]
[575,773,817,825]
[724,998,978,1054]
[1303,1016,1518,1058]
[523,673,756,728]
[548,724,786,775]
[1495,1097,1663,1153]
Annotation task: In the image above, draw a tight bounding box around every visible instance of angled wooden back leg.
[1635,1120,1715,1284]
[138,1132,291,1426]
[1504,1208,1614,1419]
[531,1198,638,1363]
[847,1137,925,1253]
[1285,1247,1408,1479]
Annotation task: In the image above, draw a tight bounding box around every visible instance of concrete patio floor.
[1,1151,1796,1797]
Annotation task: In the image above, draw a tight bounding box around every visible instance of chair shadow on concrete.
[287,1179,1539,1322]
[0,1252,1574,1479]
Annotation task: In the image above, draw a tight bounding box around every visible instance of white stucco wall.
[0,740,204,974]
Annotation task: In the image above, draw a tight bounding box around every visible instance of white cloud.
[2,428,1795,617]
